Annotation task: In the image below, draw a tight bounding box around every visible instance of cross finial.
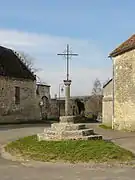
[57,44,78,81]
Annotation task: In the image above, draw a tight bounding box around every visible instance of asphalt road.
[0,123,135,180]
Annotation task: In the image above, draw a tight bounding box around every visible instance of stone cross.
[57,44,78,116]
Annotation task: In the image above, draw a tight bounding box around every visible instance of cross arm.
[57,53,65,55]
[57,53,78,56]
[69,53,78,56]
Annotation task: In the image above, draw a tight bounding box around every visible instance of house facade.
[109,34,135,131]
[0,46,50,123]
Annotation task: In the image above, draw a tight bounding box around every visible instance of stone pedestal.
[37,79,102,141]
[60,116,79,123]
[37,116,102,141]
[64,80,71,116]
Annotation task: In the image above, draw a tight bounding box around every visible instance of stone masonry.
[0,45,51,123]
[0,77,51,123]
[0,76,40,123]
[113,49,135,131]
[49,96,99,118]
[37,116,102,141]
[109,34,135,131]
[36,83,51,120]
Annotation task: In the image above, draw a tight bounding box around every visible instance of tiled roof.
[0,46,36,80]
[109,34,135,57]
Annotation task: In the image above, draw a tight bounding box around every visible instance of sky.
[0,0,134,97]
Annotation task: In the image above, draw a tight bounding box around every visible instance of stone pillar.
[64,80,71,116]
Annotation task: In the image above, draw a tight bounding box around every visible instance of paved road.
[0,123,135,180]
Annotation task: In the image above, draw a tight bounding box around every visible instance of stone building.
[36,83,51,120]
[102,79,113,126]
[108,34,135,131]
[0,45,50,123]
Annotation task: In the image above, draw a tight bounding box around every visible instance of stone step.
[65,135,103,140]
[37,133,102,141]
[62,129,94,137]
[51,123,86,131]
[86,135,102,140]
[44,129,94,137]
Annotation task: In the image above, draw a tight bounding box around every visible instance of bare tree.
[91,78,103,119]
[17,51,40,73]
[91,78,102,96]
[14,50,47,84]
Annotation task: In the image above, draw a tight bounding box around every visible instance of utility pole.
[57,44,78,116]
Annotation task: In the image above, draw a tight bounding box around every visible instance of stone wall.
[102,80,113,126]
[49,95,103,120]
[0,76,40,123]
[49,97,95,118]
[36,84,50,100]
[36,84,51,120]
[85,95,102,118]
[113,49,135,131]
[49,99,59,118]
[49,99,74,118]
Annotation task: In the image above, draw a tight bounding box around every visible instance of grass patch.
[5,135,135,163]
[99,124,112,129]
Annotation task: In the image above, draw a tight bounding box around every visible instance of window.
[15,86,20,104]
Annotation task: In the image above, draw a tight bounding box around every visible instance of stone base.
[37,116,102,141]
[51,123,86,131]
[59,115,86,123]
[38,132,102,141]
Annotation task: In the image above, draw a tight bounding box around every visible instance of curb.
[0,145,27,163]
[111,140,135,155]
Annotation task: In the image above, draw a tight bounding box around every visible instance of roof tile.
[0,46,36,80]
[109,34,135,57]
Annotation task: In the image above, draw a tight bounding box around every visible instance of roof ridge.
[0,46,36,80]
[12,49,35,77]
[109,34,135,57]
